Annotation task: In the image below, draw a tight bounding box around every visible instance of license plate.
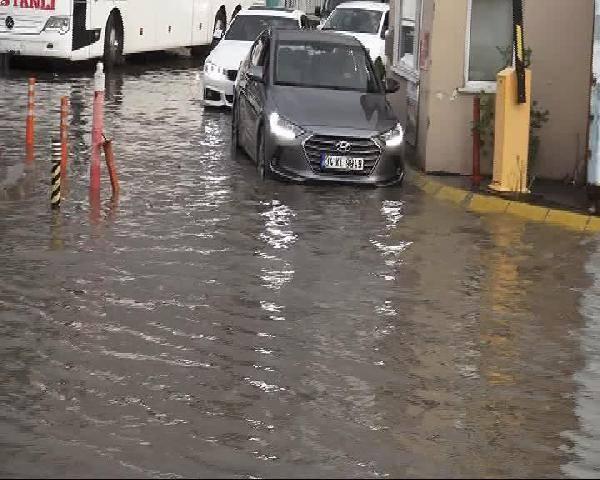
[321,155,364,171]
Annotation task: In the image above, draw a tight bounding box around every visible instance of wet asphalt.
[1,52,600,478]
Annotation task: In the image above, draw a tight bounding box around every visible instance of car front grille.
[227,70,237,82]
[303,135,381,175]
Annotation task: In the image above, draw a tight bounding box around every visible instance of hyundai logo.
[5,16,14,30]
[336,140,351,153]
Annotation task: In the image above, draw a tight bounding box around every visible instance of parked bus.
[0,0,256,69]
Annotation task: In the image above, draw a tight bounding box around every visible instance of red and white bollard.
[90,62,105,194]
[25,77,35,147]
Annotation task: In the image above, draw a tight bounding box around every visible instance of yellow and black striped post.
[51,139,61,209]
[513,0,526,104]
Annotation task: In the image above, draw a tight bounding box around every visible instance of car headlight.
[204,60,226,78]
[269,112,304,141]
[379,123,404,147]
[43,16,70,34]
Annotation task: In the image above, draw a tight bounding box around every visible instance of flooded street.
[1,55,600,478]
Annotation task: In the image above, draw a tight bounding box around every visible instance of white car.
[203,6,308,108]
[320,1,389,66]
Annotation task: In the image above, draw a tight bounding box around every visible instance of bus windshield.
[225,15,298,41]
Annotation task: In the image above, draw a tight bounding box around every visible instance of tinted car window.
[225,15,298,41]
[322,9,383,34]
[274,41,382,93]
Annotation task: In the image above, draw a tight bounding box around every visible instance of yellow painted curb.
[422,180,442,195]
[545,209,590,232]
[586,216,600,233]
[408,168,599,234]
[505,201,549,222]
[468,194,509,214]
[435,186,469,206]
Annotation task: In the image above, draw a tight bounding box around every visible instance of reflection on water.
[0,57,600,477]
[563,242,600,478]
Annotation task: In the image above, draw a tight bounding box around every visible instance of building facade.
[387,0,595,181]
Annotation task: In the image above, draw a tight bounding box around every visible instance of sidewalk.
[406,167,600,233]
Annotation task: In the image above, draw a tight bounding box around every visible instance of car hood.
[206,40,253,70]
[335,31,384,61]
[271,86,397,133]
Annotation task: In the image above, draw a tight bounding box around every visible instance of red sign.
[0,0,56,9]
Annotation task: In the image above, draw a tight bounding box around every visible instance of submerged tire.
[257,128,271,180]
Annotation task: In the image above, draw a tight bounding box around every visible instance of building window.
[466,0,513,86]
[393,0,422,77]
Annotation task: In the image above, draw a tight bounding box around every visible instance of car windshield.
[322,8,382,34]
[275,40,382,93]
[224,15,298,41]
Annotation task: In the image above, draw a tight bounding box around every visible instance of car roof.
[333,1,389,11]
[238,6,304,18]
[273,29,363,47]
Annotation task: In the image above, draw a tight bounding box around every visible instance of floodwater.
[1,53,600,478]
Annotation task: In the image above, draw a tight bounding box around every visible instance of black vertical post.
[513,0,526,104]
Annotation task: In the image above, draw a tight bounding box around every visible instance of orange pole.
[25,144,34,164]
[60,96,69,178]
[25,77,35,147]
[103,138,120,197]
[90,63,104,195]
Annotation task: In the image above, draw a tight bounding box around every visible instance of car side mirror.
[381,28,389,40]
[248,65,264,83]
[385,77,400,94]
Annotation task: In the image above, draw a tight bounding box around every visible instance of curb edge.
[407,168,600,233]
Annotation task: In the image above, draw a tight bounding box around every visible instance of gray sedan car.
[231,29,404,186]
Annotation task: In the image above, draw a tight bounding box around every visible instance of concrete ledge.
[407,168,600,233]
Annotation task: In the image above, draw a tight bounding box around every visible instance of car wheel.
[231,101,240,156]
[257,128,270,180]
[103,13,124,70]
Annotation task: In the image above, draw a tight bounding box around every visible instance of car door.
[238,39,262,152]
[240,34,269,159]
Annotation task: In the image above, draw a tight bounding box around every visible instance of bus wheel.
[104,13,124,70]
